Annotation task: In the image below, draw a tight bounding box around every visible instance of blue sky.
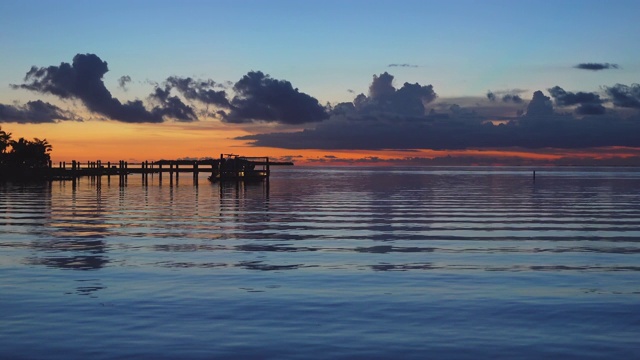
[2,0,639,103]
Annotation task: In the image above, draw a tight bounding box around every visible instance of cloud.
[573,103,606,115]
[487,90,525,103]
[604,83,640,108]
[164,76,230,107]
[239,89,640,150]
[8,55,640,154]
[118,75,131,90]
[6,56,429,126]
[547,86,606,115]
[12,53,194,123]
[239,112,640,150]
[434,96,523,120]
[220,71,329,124]
[149,86,197,122]
[388,64,419,68]
[346,72,437,117]
[574,63,620,71]
[501,94,523,103]
[369,72,395,100]
[525,91,553,117]
[0,100,76,123]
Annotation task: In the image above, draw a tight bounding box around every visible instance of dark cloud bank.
[240,73,640,150]
[0,100,75,124]
[4,53,640,153]
[7,53,327,124]
[221,71,328,124]
[13,54,184,123]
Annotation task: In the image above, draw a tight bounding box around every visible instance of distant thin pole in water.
[533,170,536,182]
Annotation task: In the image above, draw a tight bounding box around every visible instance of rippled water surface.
[2,167,640,359]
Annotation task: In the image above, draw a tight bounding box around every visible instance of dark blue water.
[1,167,639,359]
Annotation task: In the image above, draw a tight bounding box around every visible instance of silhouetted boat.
[207,154,270,182]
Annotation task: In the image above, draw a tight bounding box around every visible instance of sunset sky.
[1,0,640,165]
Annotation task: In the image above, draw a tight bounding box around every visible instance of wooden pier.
[46,154,293,184]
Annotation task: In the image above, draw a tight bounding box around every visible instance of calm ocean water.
[1,166,639,359]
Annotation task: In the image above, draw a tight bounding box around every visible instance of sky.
[1,0,640,165]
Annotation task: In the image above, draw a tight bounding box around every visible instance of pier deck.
[46,155,293,182]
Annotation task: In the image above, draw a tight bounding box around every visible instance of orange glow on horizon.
[4,122,640,166]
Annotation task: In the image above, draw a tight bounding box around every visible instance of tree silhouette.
[0,127,53,180]
[0,127,12,169]
[0,127,11,154]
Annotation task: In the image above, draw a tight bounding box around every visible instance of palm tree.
[33,138,53,156]
[0,127,11,154]
[7,137,52,169]
[0,129,53,179]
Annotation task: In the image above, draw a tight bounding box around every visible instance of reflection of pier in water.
[10,182,110,297]
[8,166,278,297]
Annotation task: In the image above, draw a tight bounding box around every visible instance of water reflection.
[1,167,639,292]
[219,180,270,199]
[39,181,111,272]
[356,245,434,253]
[371,263,436,271]
[235,244,315,252]
[0,181,112,297]
[27,253,108,270]
[236,260,306,271]
[70,279,105,297]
